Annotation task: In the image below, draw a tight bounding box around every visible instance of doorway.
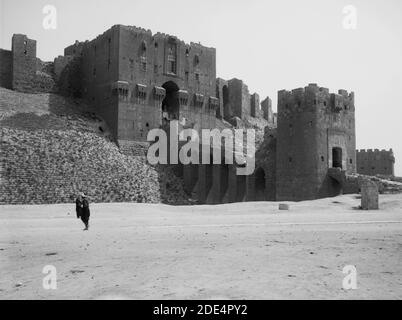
[255,167,266,201]
[161,81,180,121]
[332,147,343,169]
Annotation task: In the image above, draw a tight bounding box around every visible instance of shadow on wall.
[58,57,83,98]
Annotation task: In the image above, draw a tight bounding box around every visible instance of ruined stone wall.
[54,55,74,81]
[276,84,356,201]
[357,149,395,176]
[250,93,260,118]
[0,49,12,89]
[227,78,250,120]
[216,78,228,119]
[57,57,83,98]
[0,34,57,93]
[64,41,85,56]
[217,78,265,123]
[11,34,37,92]
[261,97,273,123]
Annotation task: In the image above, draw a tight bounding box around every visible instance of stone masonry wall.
[357,149,395,176]
[0,49,12,89]
[276,84,356,201]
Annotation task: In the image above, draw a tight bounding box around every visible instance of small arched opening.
[255,167,266,201]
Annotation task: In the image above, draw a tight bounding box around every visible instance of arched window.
[194,54,200,66]
[167,43,177,74]
[255,167,266,200]
[140,41,147,72]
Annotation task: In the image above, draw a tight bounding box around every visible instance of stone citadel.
[0,25,396,204]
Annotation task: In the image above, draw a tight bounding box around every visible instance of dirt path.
[1,194,401,299]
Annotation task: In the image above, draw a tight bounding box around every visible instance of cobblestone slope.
[0,88,190,205]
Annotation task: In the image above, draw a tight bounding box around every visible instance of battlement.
[123,25,153,36]
[357,148,395,176]
[357,149,394,157]
[278,83,355,115]
[279,83,354,100]
[12,34,36,57]
[116,24,215,51]
[64,40,85,56]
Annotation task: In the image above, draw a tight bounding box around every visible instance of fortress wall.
[261,97,273,123]
[276,84,356,201]
[276,86,319,200]
[11,34,37,92]
[250,93,260,118]
[215,78,228,119]
[253,128,276,201]
[316,87,356,198]
[0,49,12,89]
[227,78,251,120]
[116,25,217,142]
[54,55,74,81]
[0,34,57,93]
[357,149,395,176]
[78,26,121,139]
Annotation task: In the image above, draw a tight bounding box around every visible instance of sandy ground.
[0,194,401,300]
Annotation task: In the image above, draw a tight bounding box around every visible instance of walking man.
[81,193,91,231]
[75,193,83,219]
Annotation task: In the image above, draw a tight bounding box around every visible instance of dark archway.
[236,174,246,202]
[220,164,229,202]
[206,154,213,198]
[162,81,180,121]
[255,167,266,201]
[332,147,343,169]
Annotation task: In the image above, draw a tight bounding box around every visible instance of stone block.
[360,178,379,210]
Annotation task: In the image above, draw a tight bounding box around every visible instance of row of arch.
[177,163,268,204]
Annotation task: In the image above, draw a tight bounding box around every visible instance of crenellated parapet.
[276,83,357,201]
[356,148,395,176]
[278,83,355,117]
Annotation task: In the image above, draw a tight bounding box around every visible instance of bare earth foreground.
[0,194,401,300]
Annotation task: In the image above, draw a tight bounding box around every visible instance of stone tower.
[11,34,37,92]
[276,83,356,201]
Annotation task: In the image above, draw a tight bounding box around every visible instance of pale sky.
[1,0,401,175]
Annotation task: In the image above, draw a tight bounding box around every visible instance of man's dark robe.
[75,198,83,219]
